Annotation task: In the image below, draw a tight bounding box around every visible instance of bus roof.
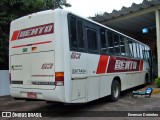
[11,8,150,48]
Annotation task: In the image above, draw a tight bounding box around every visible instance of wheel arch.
[112,76,121,91]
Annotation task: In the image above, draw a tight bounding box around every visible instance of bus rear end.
[9,10,65,102]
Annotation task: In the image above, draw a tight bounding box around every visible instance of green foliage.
[0,0,71,70]
[154,77,160,88]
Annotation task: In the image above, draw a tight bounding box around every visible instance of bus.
[9,9,152,103]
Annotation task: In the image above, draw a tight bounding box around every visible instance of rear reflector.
[55,72,64,86]
[32,46,37,51]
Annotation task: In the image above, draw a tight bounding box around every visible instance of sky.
[64,0,143,17]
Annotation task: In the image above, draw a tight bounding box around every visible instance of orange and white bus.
[9,9,152,103]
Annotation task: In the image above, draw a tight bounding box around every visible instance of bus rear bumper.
[10,86,65,102]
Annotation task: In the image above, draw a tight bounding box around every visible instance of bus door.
[85,22,100,101]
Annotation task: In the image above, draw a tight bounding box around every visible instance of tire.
[109,80,120,102]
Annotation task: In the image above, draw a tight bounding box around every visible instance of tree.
[45,0,71,9]
[0,0,71,70]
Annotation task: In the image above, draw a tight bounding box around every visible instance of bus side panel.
[125,73,134,89]
[124,60,149,89]
[99,75,112,98]
[133,72,142,86]
[70,52,87,102]
[126,72,145,88]
[87,54,100,102]
[87,77,99,101]
[118,73,127,91]
[71,79,86,101]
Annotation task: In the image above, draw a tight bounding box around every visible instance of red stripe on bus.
[31,41,52,46]
[140,60,144,71]
[12,41,52,48]
[96,55,109,74]
[11,30,20,41]
[12,44,30,48]
[107,57,140,73]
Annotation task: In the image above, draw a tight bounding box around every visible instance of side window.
[128,40,133,57]
[142,45,145,59]
[100,28,107,53]
[119,36,126,56]
[87,28,98,53]
[113,34,120,55]
[69,16,77,50]
[124,37,129,56]
[77,20,84,50]
[68,15,85,51]
[139,44,143,59]
[145,46,150,60]
[132,42,137,58]
[143,46,147,60]
[136,43,140,59]
[107,31,114,54]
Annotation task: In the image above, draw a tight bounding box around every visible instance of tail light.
[55,72,64,86]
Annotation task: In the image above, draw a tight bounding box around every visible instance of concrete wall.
[156,9,160,76]
[0,70,10,96]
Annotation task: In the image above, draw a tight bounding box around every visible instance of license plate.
[27,92,37,99]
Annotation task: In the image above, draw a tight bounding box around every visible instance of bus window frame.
[106,30,115,55]
[68,14,86,52]
[119,35,126,57]
[127,39,134,58]
[86,27,99,54]
[99,27,108,55]
[113,33,120,55]
[67,14,151,61]
[136,42,140,59]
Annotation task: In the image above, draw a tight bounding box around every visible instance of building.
[92,0,160,77]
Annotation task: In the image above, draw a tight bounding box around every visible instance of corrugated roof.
[92,0,160,22]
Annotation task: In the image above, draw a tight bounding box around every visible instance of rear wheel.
[109,80,120,102]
